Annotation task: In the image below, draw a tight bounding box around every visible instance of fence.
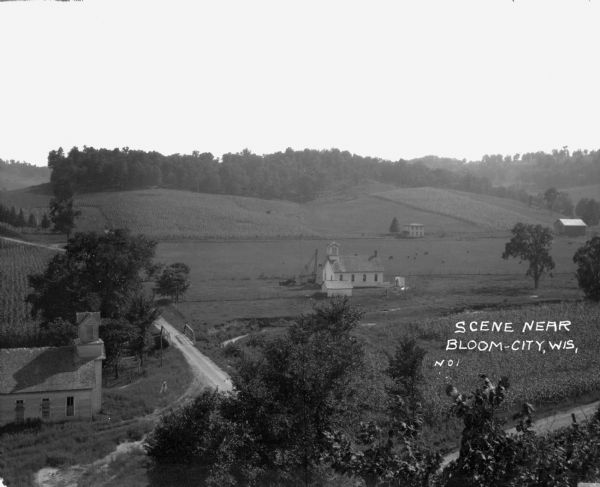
[183,323,196,343]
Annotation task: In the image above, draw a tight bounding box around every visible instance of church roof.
[0,346,96,394]
[330,255,384,273]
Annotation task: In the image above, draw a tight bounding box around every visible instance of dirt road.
[0,235,65,252]
[441,400,600,468]
[155,316,233,393]
[34,316,232,486]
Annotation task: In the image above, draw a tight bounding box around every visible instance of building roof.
[331,255,384,273]
[405,223,424,227]
[556,218,587,227]
[0,347,96,394]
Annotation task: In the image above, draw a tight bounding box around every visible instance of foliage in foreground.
[573,236,600,301]
[146,301,441,486]
[442,375,600,487]
[146,301,600,486]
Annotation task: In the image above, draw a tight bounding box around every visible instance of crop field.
[76,189,320,239]
[0,240,54,336]
[357,302,600,422]
[0,184,52,209]
[375,187,558,230]
[1,184,565,240]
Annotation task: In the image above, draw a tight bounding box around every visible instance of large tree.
[543,187,559,210]
[100,319,136,379]
[126,294,159,368]
[155,262,190,302]
[49,196,80,238]
[573,236,600,301]
[502,223,555,289]
[575,198,600,226]
[27,229,157,323]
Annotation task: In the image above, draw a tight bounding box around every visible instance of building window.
[66,396,74,417]
[15,400,24,423]
[363,274,366,282]
[339,274,343,281]
[351,274,355,282]
[41,398,50,419]
[374,274,378,282]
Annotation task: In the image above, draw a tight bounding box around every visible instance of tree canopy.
[573,236,600,301]
[155,263,190,302]
[27,229,157,323]
[47,146,494,203]
[502,223,555,289]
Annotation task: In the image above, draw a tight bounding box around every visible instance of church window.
[15,400,24,422]
[41,398,50,419]
[66,396,74,417]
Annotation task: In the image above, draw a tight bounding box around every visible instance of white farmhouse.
[0,312,105,426]
[403,223,424,238]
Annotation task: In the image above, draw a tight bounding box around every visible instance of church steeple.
[326,241,340,262]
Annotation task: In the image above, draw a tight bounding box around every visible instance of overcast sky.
[0,0,598,166]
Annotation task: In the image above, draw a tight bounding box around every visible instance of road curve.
[440,400,600,469]
[0,235,65,252]
[155,316,233,393]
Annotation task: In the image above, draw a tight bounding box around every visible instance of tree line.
[47,146,496,202]
[0,203,49,229]
[468,147,600,191]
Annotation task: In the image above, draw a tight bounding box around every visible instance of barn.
[0,312,105,426]
[403,223,424,238]
[553,218,587,237]
[319,242,384,293]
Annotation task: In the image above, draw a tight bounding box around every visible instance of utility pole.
[160,325,164,367]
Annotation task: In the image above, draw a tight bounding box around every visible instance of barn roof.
[331,255,384,273]
[556,218,587,227]
[0,347,95,394]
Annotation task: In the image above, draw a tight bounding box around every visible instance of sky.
[0,0,598,166]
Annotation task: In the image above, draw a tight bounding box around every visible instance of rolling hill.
[374,187,559,231]
[76,189,319,240]
[0,163,50,191]
[0,184,565,240]
[563,184,600,203]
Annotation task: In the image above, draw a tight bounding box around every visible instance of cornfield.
[0,240,53,336]
[77,189,320,239]
[364,302,600,421]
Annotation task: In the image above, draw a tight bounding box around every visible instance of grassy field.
[0,240,55,338]
[303,194,483,237]
[563,184,600,206]
[0,170,50,192]
[375,187,560,230]
[0,346,192,487]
